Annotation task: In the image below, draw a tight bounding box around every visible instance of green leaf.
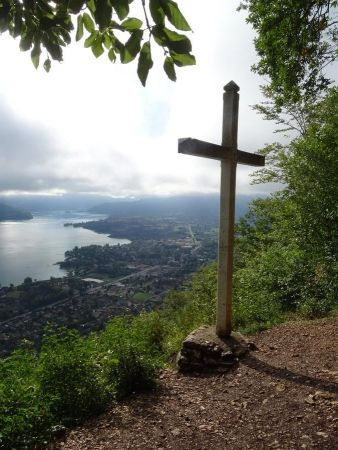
[108,47,116,62]
[45,41,63,61]
[170,51,195,67]
[0,19,9,34]
[151,25,166,46]
[68,0,85,14]
[113,36,124,54]
[43,58,51,72]
[19,32,33,52]
[103,33,111,49]
[111,0,129,21]
[94,0,112,30]
[149,0,165,25]
[163,56,176,81]
[152,25,192,54]
[84,30,99,48]
[121,18,143,31]
[76,15,84,41]
[121,29,143,63]
[137,41,153,86]
[0,1,10,32]
[91,36,104,57]
[161,0,191,31]
[163,27,192,53]
[111,20,124,31]
[87,0,96,13]
[60,28,71,45]
[39,16,56,32]
[31,42,41,69]
[83,12,95,33]
[13,11,23,38]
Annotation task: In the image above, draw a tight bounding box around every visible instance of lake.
[0,211,129,287]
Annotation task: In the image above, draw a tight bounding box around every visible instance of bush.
[38,328,111,424]
[97,312,166,364]
[95,314,162,399]
[0,350,53,449]
[107,345,157,399]
[298,297,335,319]
[161,265,217,357]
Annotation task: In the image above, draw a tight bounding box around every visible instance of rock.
[305,395,315,405]
[171,428,181,436]
[276,384,286,392]
[316,431,328,438]
[176,325,252,372]
[314,390,336,400]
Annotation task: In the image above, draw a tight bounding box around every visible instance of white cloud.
[0,0,278,197]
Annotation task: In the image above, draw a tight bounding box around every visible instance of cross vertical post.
[178,81,265,341]
[216,81,239,337]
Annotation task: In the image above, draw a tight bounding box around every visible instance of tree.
[239,0,338,105]
[281,88,338,257]
[252,88,338,245]
[239,88,338,317]
[23,276,33,285]
[0,0,195,85]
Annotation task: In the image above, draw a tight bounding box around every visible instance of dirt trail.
[54,317,338,450]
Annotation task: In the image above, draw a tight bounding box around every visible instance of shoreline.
[0,212,127,288]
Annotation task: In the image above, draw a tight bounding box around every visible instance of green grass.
[133,292,151,302]
[85,272,110,281]
[4,290,21,299]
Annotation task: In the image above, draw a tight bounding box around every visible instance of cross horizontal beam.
[178,138,265,167]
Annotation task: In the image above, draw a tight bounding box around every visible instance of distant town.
[0,216,218,356]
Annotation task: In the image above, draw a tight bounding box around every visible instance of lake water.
[0,211,129,287]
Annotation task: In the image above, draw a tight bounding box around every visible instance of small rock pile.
[177,325,254,372]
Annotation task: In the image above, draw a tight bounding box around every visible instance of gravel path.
[53,317,338,450]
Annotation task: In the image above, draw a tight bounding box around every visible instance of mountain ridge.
[0,202,33,221]
[89,194,261,223]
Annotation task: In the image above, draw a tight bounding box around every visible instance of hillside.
[0,193,115,212]
[0,202,33,221]
[89,194,259,224]
[0,194,261,220]
[54,317,338,450]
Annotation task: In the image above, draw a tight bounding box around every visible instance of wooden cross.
[178,81,265,337]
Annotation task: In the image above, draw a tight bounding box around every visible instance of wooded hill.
[0,202,33,221]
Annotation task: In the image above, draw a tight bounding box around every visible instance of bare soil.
[54,317,338,450]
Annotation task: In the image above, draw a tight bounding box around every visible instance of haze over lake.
[0,211,129,287]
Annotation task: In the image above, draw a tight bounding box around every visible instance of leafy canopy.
[0,0,195,85]
[246,88,338,316]
[239,0,338,105]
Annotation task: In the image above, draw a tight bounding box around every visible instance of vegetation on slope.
[0,203,33,221]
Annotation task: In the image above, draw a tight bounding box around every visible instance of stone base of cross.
[178,81,265,337]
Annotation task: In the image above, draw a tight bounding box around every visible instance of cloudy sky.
[0,0,279,198]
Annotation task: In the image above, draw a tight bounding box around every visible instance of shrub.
[298,297,335,319]
[106,345,157,399]
[38,328,111,424]
[95,313,162,399]
[0,350,53,449]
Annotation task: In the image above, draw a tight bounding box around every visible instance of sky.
[0,0,280,199]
